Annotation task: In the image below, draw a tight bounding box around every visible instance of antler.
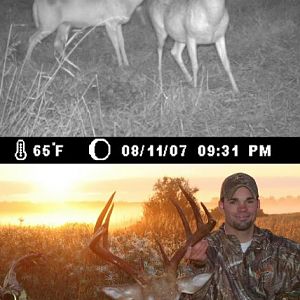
[89,192,149,286]
[90,189,215,299]
[1,252,44,298]
[157,184,216,274]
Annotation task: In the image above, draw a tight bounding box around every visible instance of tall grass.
[0,214,299,299]
[0,0,299,136]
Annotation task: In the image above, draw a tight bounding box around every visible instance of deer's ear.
[177,273,212,294]
[102,283,142,299]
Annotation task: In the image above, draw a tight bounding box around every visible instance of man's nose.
[237,202,247,211]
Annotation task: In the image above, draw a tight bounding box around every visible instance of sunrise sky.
[0,164,299,225]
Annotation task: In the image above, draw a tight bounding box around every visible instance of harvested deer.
[148,0,239,92]
[0,253,43,300]
[24,0,145,66]
[89,187,216,299]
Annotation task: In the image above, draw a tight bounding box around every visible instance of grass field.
[0,0,299,136]
[0,213,299,299]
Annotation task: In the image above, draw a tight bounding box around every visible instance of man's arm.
[274,237,300,296]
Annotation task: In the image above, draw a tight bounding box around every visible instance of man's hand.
[185,239,208,262]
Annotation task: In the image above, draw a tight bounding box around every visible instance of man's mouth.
[236,215,250,221]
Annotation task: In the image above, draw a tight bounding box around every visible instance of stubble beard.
[231,219,254,231]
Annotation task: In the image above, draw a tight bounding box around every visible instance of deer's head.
[89,185,216,300]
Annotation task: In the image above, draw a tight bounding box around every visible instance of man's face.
[219,186,260,231]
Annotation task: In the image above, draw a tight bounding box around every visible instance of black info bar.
[0,137,299,163]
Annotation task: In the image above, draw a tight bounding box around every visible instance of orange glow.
[0,164,299,226]
[28,165,85,202]
[0,202,143,227]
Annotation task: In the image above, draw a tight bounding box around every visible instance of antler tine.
[170,197,192,240]
[16,252,43,264]
[6,252,43,276]
[2,252,44,295]
[200,202,214,223]
[94,192,115,233]
[189,202,216,248]
[155,238,170,267]
[169,186,216,272]
[102,203,114,249]
[178,184,204,229]
[89,193,149,286]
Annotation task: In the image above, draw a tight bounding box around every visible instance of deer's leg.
[54,23,71,59]
[215,36,239,93]
[116,24,129,66]
[148,2,167,86]
[24,29,52,62]
[171,41,192,83]
[186,37,198,87]
[151,26,167,87]
[105,23,123,66]
[136,5,146,25]
[157,33,167,87]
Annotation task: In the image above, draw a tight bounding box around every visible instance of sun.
[29,165,82,202]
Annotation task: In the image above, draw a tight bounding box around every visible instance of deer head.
[89,185,216,300]
[0,253,43,300]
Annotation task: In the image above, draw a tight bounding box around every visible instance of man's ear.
[218,200,224,212]
[257,198,260,209]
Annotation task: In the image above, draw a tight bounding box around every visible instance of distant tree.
[210,207,223,221]
[142,177,204,239]
[257,208,267,217]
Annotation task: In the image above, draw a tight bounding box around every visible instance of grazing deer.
[24,0,145,66]
[148,0,239,92]
[0,253,43,300]
[89,186,216,299]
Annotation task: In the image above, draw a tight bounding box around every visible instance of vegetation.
[0,177,299,298]
[0,213,299,299]
[142,177,200,239]
[0,0,299,136]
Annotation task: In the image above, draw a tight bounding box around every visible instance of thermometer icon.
[15,139,27,161]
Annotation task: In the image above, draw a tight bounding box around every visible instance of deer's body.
[148,0,239,91]
[25,0,144,65]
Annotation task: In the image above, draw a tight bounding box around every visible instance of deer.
[0,253,43,300]
[88,185,216,299]
[24,0,146,66]
[147,0,239,92]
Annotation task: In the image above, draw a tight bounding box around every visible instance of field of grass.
[0,213,299,299]
[0,0,299,136]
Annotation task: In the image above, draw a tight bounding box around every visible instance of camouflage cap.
[220,172,259,200]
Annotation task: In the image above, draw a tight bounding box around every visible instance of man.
[184,172,300,299]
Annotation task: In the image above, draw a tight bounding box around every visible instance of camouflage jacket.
[187,224,300,300]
